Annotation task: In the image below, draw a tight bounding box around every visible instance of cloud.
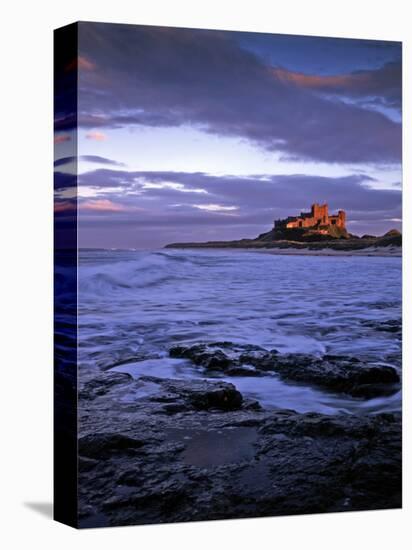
[54,155,125,167]
[192,203,239,212]
[54,171,76,191]
[272,61,402,109]
[141,180,207,194]
[54,134,71,144]
[75,23,401,164]
[78,55,96,71]
[73,167,401,247]
[85,131,107,141]
[76,168,399,214]
[54,200,75,213]
[80,199,130,212]
[54,115,76,133]
[64,55,96,73]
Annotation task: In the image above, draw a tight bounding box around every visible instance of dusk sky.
[54,22,402,248]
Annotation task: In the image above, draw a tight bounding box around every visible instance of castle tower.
[311,203,329,225]
[274,203,346,232]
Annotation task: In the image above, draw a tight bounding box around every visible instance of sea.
[76,248,402,415]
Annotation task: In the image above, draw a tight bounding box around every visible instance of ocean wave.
[77,249,402,414]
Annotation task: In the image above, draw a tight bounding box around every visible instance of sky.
[54,22,402,248]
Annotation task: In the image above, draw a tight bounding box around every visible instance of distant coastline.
[165,231,402,257]
[165,203,401,255]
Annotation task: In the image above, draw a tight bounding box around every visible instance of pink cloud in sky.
[78,56,96,70]
[272,67,357,89]
[54,201,75,213]
[81,199,128,212]
[85,131,107,141]
[54,134,71,144]
[65,55,96,72]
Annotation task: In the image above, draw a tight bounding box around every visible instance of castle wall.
[329,210,346,228]
[286,217,318,228]
[277,203,346,231]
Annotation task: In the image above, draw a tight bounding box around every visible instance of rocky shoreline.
[78,341,402,527]
[165,229,401,254]
[169,342,400,398]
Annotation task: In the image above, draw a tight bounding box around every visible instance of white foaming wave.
[78,249,402,414]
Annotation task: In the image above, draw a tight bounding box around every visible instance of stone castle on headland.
[253,202,349,242]
[274,203,346,234]
[165,200,402,248]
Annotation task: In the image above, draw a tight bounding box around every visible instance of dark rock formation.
[383,229,401,238]
[188,384,243,411]
[169,342,400,398]
[79,433,145,459]
[77,367,401,527]
[257,225,349,242]
[269,353,400,398]
[79,371,134,400]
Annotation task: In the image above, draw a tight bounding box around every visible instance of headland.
[165,203,401,255]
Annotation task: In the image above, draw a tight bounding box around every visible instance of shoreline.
[165,245,401,257]
[246,246,401,257]
[164,230,402,257]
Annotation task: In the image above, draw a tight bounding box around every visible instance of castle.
[274,203,346,235]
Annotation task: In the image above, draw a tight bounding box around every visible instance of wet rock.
[170,342,272,372]
[79,456,99,472]
[170,344,232,370]
[79,432,145,459]
[161,402,189,414]
[77,351,401,527]
[271,354,400,397]
[259,409,384,438]
[159,378,244,411]
[78,393,401,526]
[101,481,190,517]
[116,468,143,486]
[169,342,400,398]
[188,385,243,411]
[80,372,134,400]
[242,399,262,411]
[226,366,262,377]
